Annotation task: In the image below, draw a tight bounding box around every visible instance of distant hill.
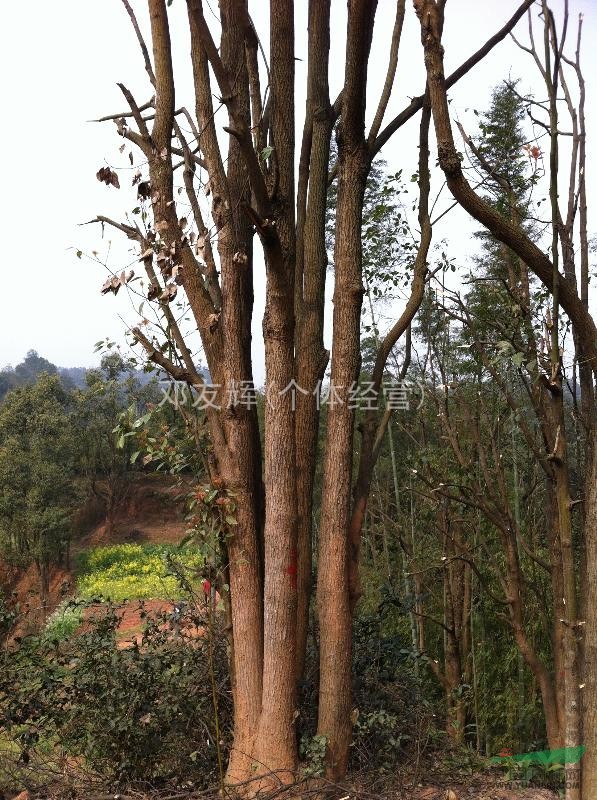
[0,350,160,401]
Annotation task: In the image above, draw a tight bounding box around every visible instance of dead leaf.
[137,181,151,200]
[207,312,220,333]
[159,283,178,302]
[140,247,154,261]
[100,275,122,296]
[96,166,120,189]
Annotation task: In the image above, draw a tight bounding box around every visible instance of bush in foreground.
[0,602,230,790]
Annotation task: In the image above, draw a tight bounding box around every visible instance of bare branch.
[117,83,151,141]
[372,0,535,157]
[121,0,156,86]
[367,0,405,146]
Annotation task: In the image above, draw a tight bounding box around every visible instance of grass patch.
[76,543,204,602]
[43,599,86,642]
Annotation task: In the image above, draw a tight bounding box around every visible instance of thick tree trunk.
[543,382,582,798]
[316,138,368,779]
[582,429,597,798]
[294,0,332,683]
[253,0,299,782]
[316,0,377,780]
[186,1,267,781]
[218,2,265,781]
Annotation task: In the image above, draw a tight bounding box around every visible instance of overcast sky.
[1,0,595,379]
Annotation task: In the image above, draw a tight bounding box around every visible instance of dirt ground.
[81,598,207,647]
[3,476,189,639]
[406,788,558,799]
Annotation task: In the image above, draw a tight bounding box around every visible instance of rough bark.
[220,0,266,781]
[252,0,299,781]
[316,0,377,779]
[582,428,597,798]
[294,0,333,683]
[348,100,432,611]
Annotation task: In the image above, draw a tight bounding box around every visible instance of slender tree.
[413,2,595,796]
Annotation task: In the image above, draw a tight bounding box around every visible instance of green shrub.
[0,603,230,788]
[42,599,85,642]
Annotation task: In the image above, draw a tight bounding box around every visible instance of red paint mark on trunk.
[286,548,298,590]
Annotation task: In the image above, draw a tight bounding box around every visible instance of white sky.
[1,0,595,381]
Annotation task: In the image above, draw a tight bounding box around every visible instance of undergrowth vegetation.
[1,603,230,790]
[42,599,86,643]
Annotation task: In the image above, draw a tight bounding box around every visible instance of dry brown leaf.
[147,283,160,301]
[207,312,220,333]
[96,166,120,189]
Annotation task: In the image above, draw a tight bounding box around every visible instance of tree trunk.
[316,138,368,779]
[35,558,50,618]
[294,0,333,683]
[253,0,299,781]
[316,0,377,779]
[582,428,597,798]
